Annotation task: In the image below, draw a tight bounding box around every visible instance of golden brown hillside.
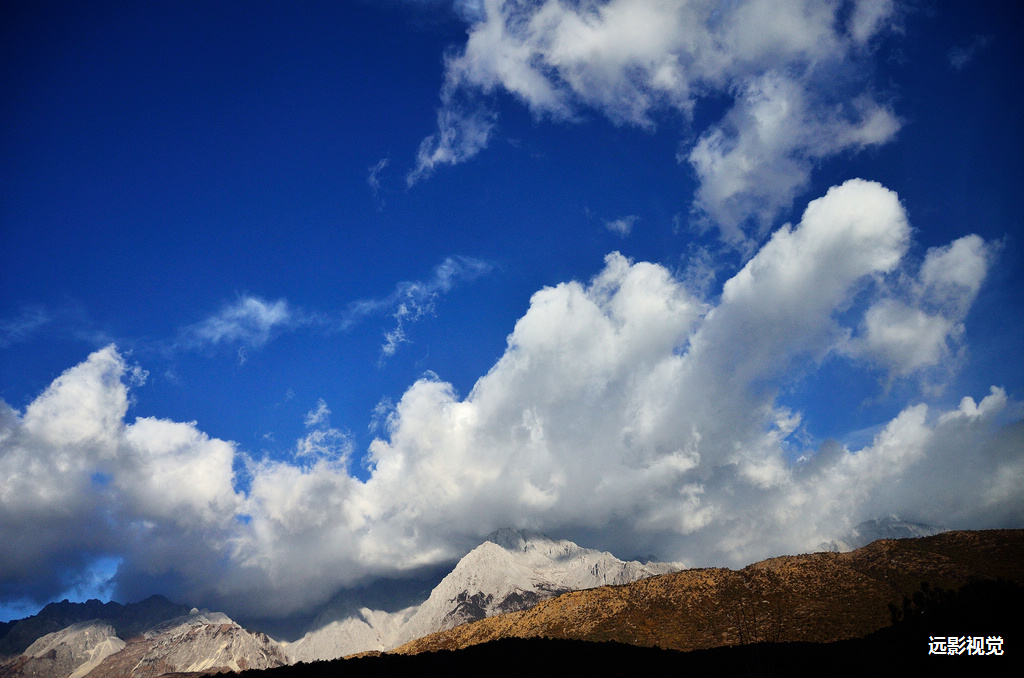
[390,529,1024,655]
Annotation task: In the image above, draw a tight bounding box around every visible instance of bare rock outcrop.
[78,610,286,678]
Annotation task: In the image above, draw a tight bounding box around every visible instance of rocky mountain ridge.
[4,523,1003,676]
[391,529,1024,656]
[13,621,124,678]
[1,609,287,678]
[284,528,680,662]
[0,596,189,659]
[817,515,946,552]
[0,528,681,675]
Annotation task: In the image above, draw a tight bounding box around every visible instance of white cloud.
[410,0,901,243]
[948,34,992,71]
[178,257,492,363]
[920,234,992,314]
[687,76,899,244]
[843,234,995,378]
[368,157,390,207]
[304,399,332,428]
[185,296,293,349]
[847,0,898,44]
[2,182,1019,619]
[604,215,638,237]
[856,300,954,375]
[0,307,52,348]
[0,347,235,605]
[296,400,351,467]
[407,91,496,185]
[356,256,493,362]
[120,417,240,527]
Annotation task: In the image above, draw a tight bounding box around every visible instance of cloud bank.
[2,180,1019,619]
[410,0,900,245]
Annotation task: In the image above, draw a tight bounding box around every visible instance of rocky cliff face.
[1,621,125,678]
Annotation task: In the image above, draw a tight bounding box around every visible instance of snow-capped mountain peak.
[286,528,683,663]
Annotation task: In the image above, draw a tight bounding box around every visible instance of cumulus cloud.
[0,347,237,606]
[409,0,900,243]
[843,234,996,378]
[687,78,899,244]
[2,181,1019,619]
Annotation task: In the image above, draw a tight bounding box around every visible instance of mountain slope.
[391,529,1024,655]
[286,528,681,662]
[84,610,287,678]
[283,607,417,665]
[1,621,125,678]
[817,515,946,552]
[0,596,188,660]
[394,528,680,646]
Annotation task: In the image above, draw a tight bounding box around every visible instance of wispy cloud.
[341,256,493,363]
[409,0,901,246]
[0,307,52,349]
[304,399,332,428]
[948,34,992,71]
[0,305,116,351]
[177,256,493,363]
[368,157,390,208]
[604,215,638,238]
[407,87,496,186]
[295,399,351,467]
[182,296,295,351]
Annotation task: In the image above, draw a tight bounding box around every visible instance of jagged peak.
[144,609,234,638]
[484,528,556,551]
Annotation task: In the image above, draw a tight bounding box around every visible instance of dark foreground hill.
[391,529,1024,654]
[236,529,1021,678]
[235,578,1020,677]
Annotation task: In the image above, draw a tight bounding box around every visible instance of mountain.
[817,514,946,552]
[285,528,681,662]
[397,528,680,641]
[4,529,1020,676]
[389,529,1024,656]
[0,596,189,660]
[0,529,681,674]
[0,608,287,678]
[1,621,125,678]
[79,609,287,678]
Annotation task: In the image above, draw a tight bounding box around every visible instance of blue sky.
[2,0,1022,624]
